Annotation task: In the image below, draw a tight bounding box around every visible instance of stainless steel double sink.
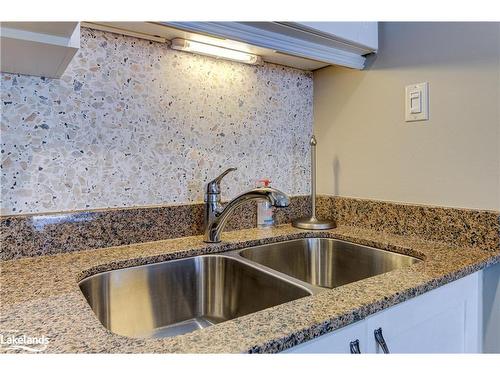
[79,238,420,339]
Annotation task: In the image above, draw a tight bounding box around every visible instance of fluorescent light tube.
[170,38,263,65]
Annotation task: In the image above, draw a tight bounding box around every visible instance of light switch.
[405,82,429,122]
[410,92,421,113]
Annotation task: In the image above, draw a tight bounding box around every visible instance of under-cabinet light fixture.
[170,38,263,65]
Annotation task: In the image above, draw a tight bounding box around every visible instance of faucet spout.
[204,179,290,243]
[225,187,290,209]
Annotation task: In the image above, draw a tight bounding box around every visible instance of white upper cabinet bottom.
[91,22,378,70]
[164,22,378,70]
[288,22,378,51]
[0,22,80,78]
[1,22,379,76]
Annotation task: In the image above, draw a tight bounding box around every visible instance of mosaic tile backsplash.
[0,28,313,215]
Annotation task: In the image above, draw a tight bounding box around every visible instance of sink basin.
[80,237,421,339]
[239,238,421,289]
[79,255,310,339]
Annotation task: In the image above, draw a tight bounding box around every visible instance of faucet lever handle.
[207,167,237,194]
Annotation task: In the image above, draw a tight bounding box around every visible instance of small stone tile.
[0,27,313,215]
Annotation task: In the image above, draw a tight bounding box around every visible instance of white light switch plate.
[405,82,429,122]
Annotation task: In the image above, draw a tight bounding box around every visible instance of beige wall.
[314,22,500,210]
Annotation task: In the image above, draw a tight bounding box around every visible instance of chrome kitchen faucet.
[203,168,290,243]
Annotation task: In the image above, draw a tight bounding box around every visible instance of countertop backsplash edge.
[1,195,499,261]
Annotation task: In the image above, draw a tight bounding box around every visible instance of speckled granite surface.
[0,196,310,260]
[3,194,498,261]
[317,195,500,253]
[1,224,499,353]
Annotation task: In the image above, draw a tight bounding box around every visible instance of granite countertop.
[1,224,499,353]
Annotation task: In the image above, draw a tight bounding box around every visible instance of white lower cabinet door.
[283,319,366,353]
[283,272,481,354]
[364,272,480,353]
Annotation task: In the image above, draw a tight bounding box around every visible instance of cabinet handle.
[374,328,390,354]
[349,339,361,354]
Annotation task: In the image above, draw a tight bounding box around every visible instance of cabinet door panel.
[368,302,466,353]
[365,272,480,353]
[283,320,366,354]
[284,272,480,354]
